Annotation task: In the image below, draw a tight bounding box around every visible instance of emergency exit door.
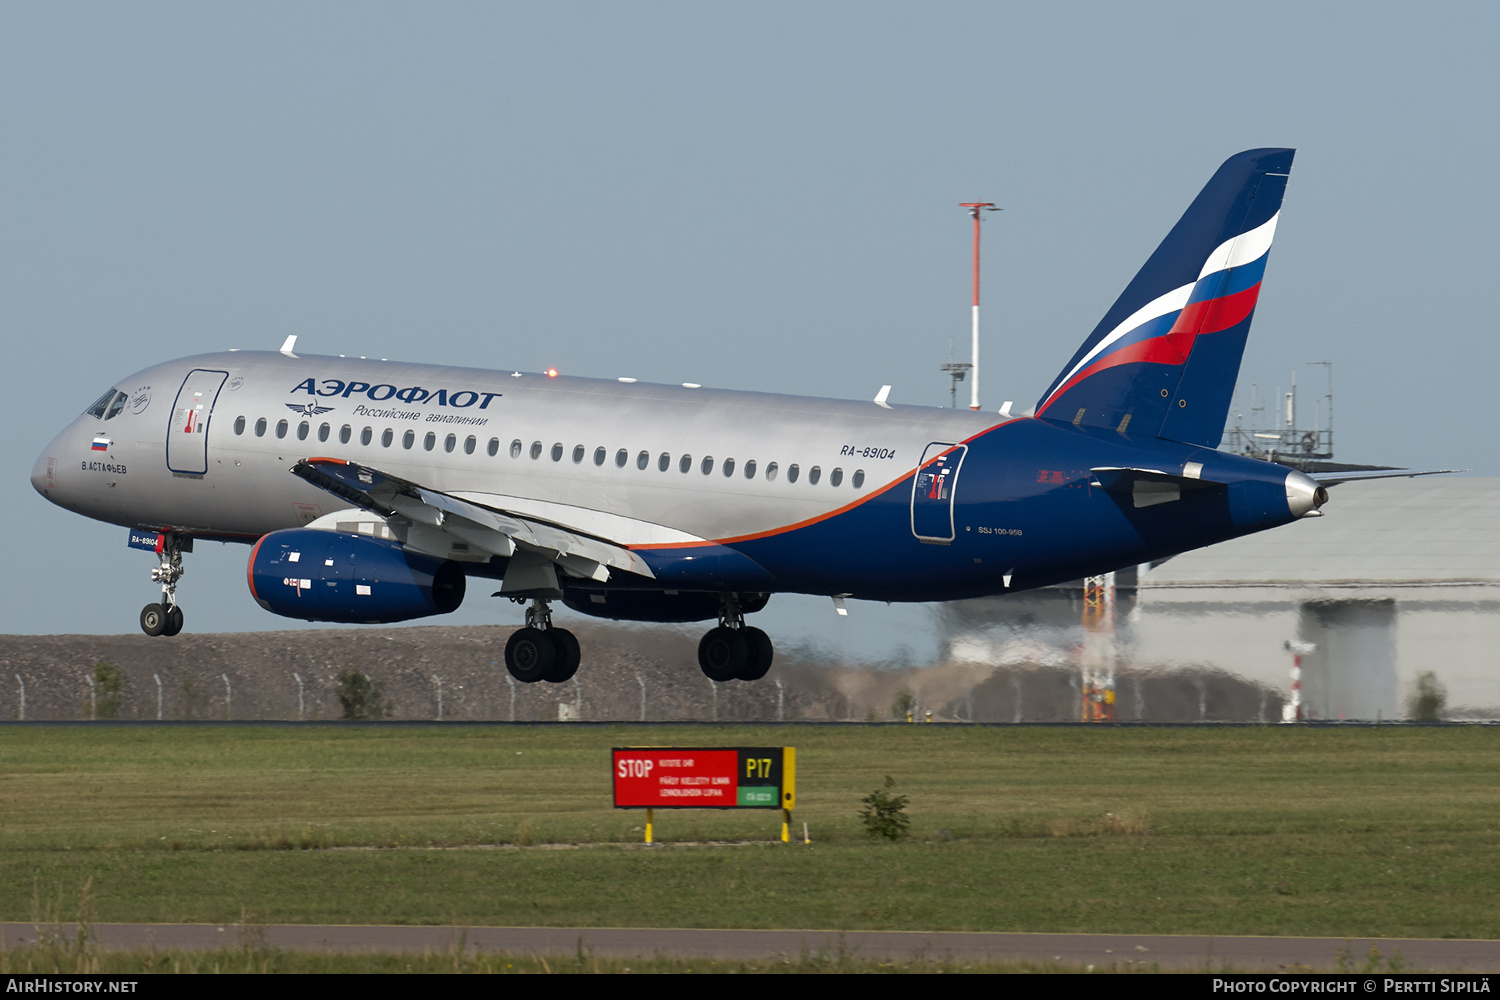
[910,442,966,543]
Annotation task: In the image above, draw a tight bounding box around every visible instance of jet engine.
[248,529,466,624]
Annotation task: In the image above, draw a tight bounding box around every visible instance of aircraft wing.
[290,458,655,586]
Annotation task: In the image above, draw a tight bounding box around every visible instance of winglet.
[873,386,892,409]
[280,335,299,358]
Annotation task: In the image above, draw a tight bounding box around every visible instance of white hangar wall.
[1134,479,1500,719]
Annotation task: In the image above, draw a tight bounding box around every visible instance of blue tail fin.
[1035,148,1294,447]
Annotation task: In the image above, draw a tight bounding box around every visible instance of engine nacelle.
[561,587,768,623]
[248,528,466,624]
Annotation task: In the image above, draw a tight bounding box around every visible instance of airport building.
[942,478,1500,720]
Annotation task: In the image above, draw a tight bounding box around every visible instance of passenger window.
[809,465,821,485]
[701,456,714,475]
[276,419,288,439]
[381,428,393,447]
[255,417,267,437]
[510,439,522,459]
[830,468,843,487]
[615,449,628,468]
[424,432,436,451]
[233,416,246,435]
[298,421,310,441]
[679,454,692,473]
[594,447,606,466]
[339,425,351,444]
[572,445,584,463]
[765,462,779,482]
[403,429,415,449]
[488,438,500,457]
[318,423,331,443]
[636,450,649,470]
[852,469,865,489]
[445,434,457,453]
[465,435,477,455]
[530,441,543,460]
[359,427,372,446]
[551,442,564,462]
[723,458,736,477]
[788,464,799,483]
[658,452,670,472]
[744,460,757,479]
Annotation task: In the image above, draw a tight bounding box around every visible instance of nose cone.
[1285,470,1329,518]
[30,448,53,498]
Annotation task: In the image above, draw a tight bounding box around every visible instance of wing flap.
[291,458,655,581]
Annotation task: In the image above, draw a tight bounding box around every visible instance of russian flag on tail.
[1035,149,1294,449]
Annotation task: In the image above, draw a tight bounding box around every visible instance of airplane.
[30,148,1330,685]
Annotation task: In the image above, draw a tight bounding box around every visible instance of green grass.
[1,724,1497,938]
[0,940,1114,975]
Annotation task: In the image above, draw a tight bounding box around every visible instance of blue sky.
[4,2,1495,650]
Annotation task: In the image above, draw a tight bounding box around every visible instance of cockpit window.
[85,388,119,419]
[104,392,128,420]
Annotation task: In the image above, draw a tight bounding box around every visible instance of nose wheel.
[502,598,582,683]
[140,603,185,637]
[140,533,188,637]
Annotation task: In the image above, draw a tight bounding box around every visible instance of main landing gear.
[697,595,773,682]
[503,597,581,684]
[140,533,188,637]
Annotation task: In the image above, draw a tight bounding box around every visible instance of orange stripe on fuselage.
[629,419,1018,551]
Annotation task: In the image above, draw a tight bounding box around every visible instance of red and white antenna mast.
[959,201,1000,410]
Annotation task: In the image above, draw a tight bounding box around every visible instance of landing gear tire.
[505,627,556,683]
[698,626,747,682]
[738,626,773,681]
[545,628,581,683]
[161,605,184,637]
[140,603,166,637]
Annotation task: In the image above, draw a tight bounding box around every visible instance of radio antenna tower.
[958,202,1000,410]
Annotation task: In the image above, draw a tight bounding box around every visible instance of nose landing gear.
[697,594,773,682]
[140,533,188,637]
[503,597,581,684]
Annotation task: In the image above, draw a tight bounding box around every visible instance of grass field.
[1,723,1497,940]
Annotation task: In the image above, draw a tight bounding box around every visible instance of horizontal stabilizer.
[1311,468,1462,487]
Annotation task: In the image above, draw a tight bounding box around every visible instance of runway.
[3,923,1496,971]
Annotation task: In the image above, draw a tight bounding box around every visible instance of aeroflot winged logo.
[290,378,504,409]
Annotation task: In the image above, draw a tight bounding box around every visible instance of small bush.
[859,775,910,840]
[90,662,124,720]
[335,670,392,720]
[1407,671,1446,721]
[890,689,914,721]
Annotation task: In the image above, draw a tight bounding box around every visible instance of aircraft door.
[910,443,966,543]
[166,369,229,475]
